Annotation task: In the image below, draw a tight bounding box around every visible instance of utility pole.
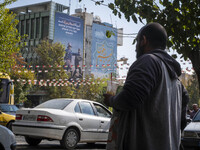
[82,8,86,78]
[68,0,71,15]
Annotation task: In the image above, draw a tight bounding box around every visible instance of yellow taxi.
[0,104,18,130]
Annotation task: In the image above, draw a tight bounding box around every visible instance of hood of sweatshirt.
[148,49,181,79]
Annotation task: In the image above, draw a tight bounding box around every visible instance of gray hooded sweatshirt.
[108,49,189,150]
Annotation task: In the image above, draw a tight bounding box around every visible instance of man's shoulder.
[141,53,161,60]
[136,53,162,65]
[129,54,163,74]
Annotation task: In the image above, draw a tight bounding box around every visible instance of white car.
[0,125,16,150]
[13,98,111,149]
[182,109,200,149]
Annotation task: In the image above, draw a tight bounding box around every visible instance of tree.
[32,40,110,104]
[73,75,108,103]
[0,0,35,105]
[34,39,74,100]
[10,68,35,104]
[0,0,16,7]
[90,0,200,92]
[0,0,21,72]
[185,74,200,108]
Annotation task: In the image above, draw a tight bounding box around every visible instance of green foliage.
[106,30,115,38]
[106,0,200,93]
[0,5,22,73]
[0,0,16,7]
[34,40,73,99]
[9,68,35,104]
[32,40,111,104]
[0,1,33,105]
[186,74,200,107]
[72,75,108,104]
[108,0,199,56]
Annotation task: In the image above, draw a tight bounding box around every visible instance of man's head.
[193,104,199,112]
[136,22,167,58]
[67,43,72,49]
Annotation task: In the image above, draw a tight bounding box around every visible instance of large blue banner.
[91,23,117,77]
[54,12,84,78]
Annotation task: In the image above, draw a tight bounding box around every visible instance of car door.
[0,111,6,126]
[74,101,100,141]
[93,103,111,141]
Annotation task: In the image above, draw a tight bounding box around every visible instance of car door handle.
[79,118,83,121]
[101,121,104,123]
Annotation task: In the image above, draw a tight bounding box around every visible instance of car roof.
[46,98,104,106]
[49,98,96,103]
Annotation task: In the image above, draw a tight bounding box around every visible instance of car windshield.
[0,104,19,112]
[192,111,200,122]
[35,99,72,110]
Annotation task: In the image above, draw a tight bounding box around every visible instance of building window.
[36,18,40,38]
[26,19,30,36]
[21,20,25,35]
[42,16,49,39]
[31,19,35,39]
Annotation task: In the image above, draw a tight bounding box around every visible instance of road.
[16,136,197,150]
[16,136,106,150]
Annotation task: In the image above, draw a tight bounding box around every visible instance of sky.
[7,0,193,77]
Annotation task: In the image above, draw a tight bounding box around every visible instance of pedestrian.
[190,104,199,119]
[104,22,189,150]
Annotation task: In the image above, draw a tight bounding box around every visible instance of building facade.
[9,1,122,105]
[10,1,69,64]
[10,1,122,78]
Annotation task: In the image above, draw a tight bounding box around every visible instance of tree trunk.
[188,50,200,95]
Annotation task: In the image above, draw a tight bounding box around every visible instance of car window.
[74,103,81,113]
[193,111,200,122]
[79,102,95,115]
[93,104,111,118]
[0,105,18,112]
[36,99,72,109]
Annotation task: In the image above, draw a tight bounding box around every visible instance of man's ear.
[140,35,147,46]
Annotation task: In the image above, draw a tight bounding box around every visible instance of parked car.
[13,98,112,149]
[0,104,19,130]
[182,109,200,149]
[0,104,19,116]
[0,125,16,150]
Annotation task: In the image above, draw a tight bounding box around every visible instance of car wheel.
[7,121,14,131]
[25,136,42,146]
[0,143,5,150]
[61,128,80,149]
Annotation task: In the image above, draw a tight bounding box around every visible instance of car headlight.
[183,131,198,138]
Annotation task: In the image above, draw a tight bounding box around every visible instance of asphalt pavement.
[16,135,106,150]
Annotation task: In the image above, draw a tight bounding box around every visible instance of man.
[104,23,189,150]
[190,104,199,119]
[64,43,73,72]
